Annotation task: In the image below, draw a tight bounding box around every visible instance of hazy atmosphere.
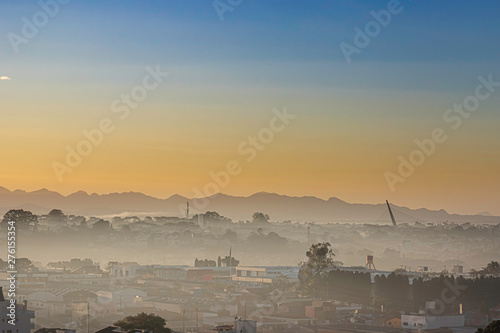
[1,1,499,333]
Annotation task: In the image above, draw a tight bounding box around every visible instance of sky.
[1,0,500,216]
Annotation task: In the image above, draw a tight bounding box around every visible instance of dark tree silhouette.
[92,219,111,233]
[298,242,336,296]
[483,261,500,276]
[114,312,171,333]
[476,320,500,333]
[221,256,239,267]
[1,209,38,231]
[47,209,68,226]
[221,229,238,243]
[252,212,270,224]
[195,258,216,267]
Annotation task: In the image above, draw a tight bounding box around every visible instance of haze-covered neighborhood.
[0,198,499,332]
[2,0,500,332]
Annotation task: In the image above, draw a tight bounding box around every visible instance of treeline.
[322,270,500,314]
[0,209,276,231]
[194,256,240,267]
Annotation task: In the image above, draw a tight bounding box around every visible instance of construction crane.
[386,200,398,227]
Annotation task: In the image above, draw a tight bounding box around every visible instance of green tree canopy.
[298,242,336,296]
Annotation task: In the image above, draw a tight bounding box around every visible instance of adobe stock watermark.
[340,0,411,64]
[52,65,169,182]
[7,0,71,54]
[425,277,467,326]
[385,74,499,192]
[213,0,243,21]
[181,107,297,214]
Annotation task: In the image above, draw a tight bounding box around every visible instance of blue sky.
[1,0,500,215]
[2,1,500,89]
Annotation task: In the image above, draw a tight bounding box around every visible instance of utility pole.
[87,302,90,333]
[229,246,232,284]
[307,224,310,246]
[182,309,186,333]
[196,302,199,332]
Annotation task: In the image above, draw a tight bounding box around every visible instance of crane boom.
[386,200,398,227]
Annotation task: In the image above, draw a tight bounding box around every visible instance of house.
[0,289,35,332]
[235,319,257,333]
[215,324,234,332]
[187,268,213,282]
[233,266,300,284]
[305,301,335,320]
[384,317,401,328]
[72,301,118,320]
[95,327,153,333]
[401,314,464,330]
[373,315,402,328]
[97,288,147,308]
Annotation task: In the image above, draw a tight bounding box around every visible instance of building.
[95,327,153,333]
[187,268,213,282]
[401,314,465,330]
[97,288,147,308]
[235,319,257,333]
[0,288,35,332]
[34,329,76,333]
[0,272,49,289]
[384,317,402,328]
[19,291,66,317]
[232,266,299,284]
[305,301,335,320]
[48,272,109,287]
[72,301,117,320]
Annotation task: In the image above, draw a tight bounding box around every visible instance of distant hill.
[0,186,498,224]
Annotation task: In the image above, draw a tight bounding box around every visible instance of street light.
[234,316,240,333]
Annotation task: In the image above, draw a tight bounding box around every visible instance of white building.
[401,314,465,330]
[21,291,66,317]
[232,266,299,284]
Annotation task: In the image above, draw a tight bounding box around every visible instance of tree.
[221,256,239,267]
[48,209,66,219]
[17,258,35,273]
[47,209,68,227]
[1,209,38,231]
[197,211,232,224]
[298,242,336,296]
[92,219,111,233]
[121,225,132,234]
[221,229,238,243]
[246,230,288,250]
[252,212,270,224]
[275,274,293,293]
[483,261,500,276]
[476,320,500,333]
[195,258,216,267]
[114,312,171,333]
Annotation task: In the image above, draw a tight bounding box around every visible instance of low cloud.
[0,76,12,80]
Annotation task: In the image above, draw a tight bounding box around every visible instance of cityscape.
[1,0,500,332]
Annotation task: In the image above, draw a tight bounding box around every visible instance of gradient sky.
[1,0,500,215]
